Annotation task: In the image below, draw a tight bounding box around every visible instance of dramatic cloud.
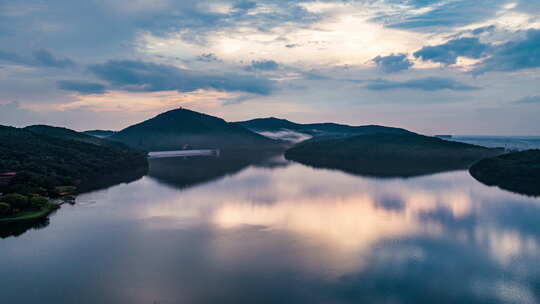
[366,77,480,91]
[247,60,280,71]
[57,80,107,95]
[0,0,539,134]
[372,54,413,73]
[414,38,490,65]
[0,49,74,68]
[472,29,540,74]
[413,29,540,74]
[514,96,540,104]
[89,60,274,95]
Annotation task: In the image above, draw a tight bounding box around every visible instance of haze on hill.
[235,117,413,143]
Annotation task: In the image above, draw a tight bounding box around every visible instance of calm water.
[450,136,540,151]
[2,155,540,304]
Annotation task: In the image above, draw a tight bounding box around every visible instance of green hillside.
[0,125,147,220]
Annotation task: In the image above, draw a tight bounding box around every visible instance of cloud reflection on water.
[138,161,540,279]
[4,158,540,303]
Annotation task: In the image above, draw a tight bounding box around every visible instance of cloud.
[233,1,257,11]
[32,50,74,68]
[472,29,540,74]
[514,1,540,14]
[0,101,34,127]
[218,93,257,105]
[0,49,74,68]
[413,29,540,74]
[0,50,29,65]
[372,54,413,73]
[247,60,280,71]
[196,53,221,62]
[258,130,312,143]
[414,37,490,65]
[89,60,274,95]
[471,25,496,35]
[301,71,330,80]
[381,0,508,30]
[57,80,107,95]
[366,77,481,91]
[514,95,540,104]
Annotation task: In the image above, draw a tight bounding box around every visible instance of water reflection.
[286,154,481,178]
[148,152,281,189]
[0,217,50,239]
[1,156,540,303]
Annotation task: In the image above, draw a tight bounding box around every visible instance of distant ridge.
[25,125,120,147]
[234,117,413,142]
[110,108,283,152]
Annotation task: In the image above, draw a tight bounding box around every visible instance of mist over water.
[2,155,540,303]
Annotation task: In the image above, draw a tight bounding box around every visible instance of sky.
[0,0,539,135]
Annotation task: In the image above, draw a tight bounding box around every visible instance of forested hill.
[110,108,284,152]
[470,149,540,196]
[25,125,119,147]
[285,133,503,178]
[0,125,147,194]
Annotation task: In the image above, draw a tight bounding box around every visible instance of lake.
[2,155,540,304]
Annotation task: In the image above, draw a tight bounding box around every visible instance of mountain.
[110,108,284,152]
[0,125,147,195]
[234,117,414,143]
[470,149,540,196]
[285,133,503,178]
[83,130,117,138]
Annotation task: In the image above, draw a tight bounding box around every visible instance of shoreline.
[0,203,60,223]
